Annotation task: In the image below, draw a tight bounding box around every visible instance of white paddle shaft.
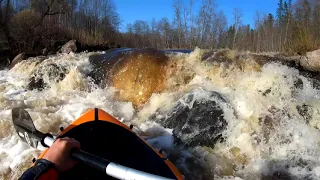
[43,136,175,180]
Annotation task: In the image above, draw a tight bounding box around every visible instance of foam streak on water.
[0,50,320,180]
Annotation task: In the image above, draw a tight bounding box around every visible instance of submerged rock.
[9,53,27,69]
[296,104,313,124]
[201,49,236,63]
[9,53,47,69]
[27,63,68,90]
[300,49,320,72]
[202,50,262,73]
[153,90,229,147]
[60,40,77,54]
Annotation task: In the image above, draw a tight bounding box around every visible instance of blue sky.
[115,0,280,31]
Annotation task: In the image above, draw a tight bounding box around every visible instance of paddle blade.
[12,108,42,148]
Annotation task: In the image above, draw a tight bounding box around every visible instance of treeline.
[122,0,320,55]
[0,0,120,56]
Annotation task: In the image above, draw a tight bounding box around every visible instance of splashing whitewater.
[1,49,320,180]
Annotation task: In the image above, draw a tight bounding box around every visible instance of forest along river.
[1,48,320,180]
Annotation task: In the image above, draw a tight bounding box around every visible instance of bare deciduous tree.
[232,8,242,49]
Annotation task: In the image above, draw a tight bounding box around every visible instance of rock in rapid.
[27,63,68,90]
[60,40,77,54]
[153,90,230,147]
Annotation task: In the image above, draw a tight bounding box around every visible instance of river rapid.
[1,48,320,180]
